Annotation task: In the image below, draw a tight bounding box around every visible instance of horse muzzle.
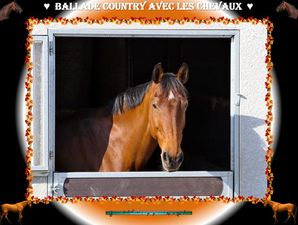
[161,151,184,172]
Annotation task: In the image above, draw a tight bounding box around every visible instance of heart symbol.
[44,3,50,10]
[247,3,253,10]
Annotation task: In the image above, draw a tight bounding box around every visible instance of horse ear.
[177,63,189,84]
[152,63,164,83]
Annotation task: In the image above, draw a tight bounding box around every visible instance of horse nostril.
[162,152,168,161]
[177,152,184,164]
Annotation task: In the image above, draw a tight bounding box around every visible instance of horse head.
[27,200,32,208]
[149,63,189,172]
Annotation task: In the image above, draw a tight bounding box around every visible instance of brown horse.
[0,1,23,21]
[276,1,298,20]
[56,63,189,172]
[264,200,297,224]
[0,201,31,224]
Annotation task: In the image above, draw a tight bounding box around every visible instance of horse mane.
[111,82,151,115]
[111,73,188,115]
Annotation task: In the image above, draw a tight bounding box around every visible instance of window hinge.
[49,151,54,159]
[49,41,54,56]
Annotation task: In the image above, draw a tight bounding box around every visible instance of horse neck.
[112,85,156,169]
[268,201,277,207]
[0,4,12,20]
[20,201,28,207]
[115,85,155,138]
[4,3,13,13]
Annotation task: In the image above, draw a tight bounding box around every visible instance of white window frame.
[46,28,240,198]
[32,23,282,198]
[31,35,49,173]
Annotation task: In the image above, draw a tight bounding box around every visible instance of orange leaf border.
[24,16,274,205]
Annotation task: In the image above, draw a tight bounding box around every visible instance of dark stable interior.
[55,37,230,171]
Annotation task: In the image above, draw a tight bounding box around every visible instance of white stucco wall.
[32,176,48,198]
[238,24,268,198]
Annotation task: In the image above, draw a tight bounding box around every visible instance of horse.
[56,62,189,172]
[264,200,297,224]
[0,1,23,21]
[0,201,31,224]
[276,1,298,19]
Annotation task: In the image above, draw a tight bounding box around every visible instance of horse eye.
[152,103,157,109]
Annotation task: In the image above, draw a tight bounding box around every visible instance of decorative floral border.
[24,16,274,205]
